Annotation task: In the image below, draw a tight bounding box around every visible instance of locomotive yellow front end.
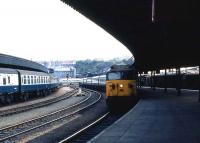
[106,65,137,107]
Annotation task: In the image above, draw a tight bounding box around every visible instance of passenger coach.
[0,67,60,104]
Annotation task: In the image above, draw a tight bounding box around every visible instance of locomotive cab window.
[107,72,121,80]
[107,70,136,81]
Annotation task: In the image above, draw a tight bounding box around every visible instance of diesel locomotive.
[106,65,137,106]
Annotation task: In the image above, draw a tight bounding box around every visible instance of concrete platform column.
[137,72,139,88]
[140,72,142,88]
[199,66,200,102]
[164,69,167,92]
[150,71,153,89]
[152,71,156,91]
[176,67,181,96]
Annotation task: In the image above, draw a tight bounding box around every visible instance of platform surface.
[89,88,200,143]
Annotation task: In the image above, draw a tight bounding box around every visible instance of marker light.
[119,84,123,88]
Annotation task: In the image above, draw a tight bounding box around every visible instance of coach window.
[31,76,33,84]
[24,76,26,84]
[21,77,23,84]
[8,76,10,84]
[3,77,6,85]
[28,76,30,84]
[40,76,42,83]
[34,76,36,84]
[46,77,48,83]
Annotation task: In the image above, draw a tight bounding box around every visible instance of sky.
[0,0,133,61]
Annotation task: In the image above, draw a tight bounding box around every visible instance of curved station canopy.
[0,53,48,73]
[62,0,200,71]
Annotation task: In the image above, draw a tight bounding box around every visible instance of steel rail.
[0,88,78,117]
[0,89,102,142]
[58,112,110,143]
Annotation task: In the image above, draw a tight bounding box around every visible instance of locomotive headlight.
[119,84,123,88]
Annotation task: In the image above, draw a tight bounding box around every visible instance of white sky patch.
[0,0,133,61]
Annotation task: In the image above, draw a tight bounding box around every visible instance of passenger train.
[0,67,60,104]
[82,75,106,85]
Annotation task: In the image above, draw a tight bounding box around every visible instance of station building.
[38,61,76,78]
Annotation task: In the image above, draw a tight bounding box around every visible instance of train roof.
[18,70,49,76]
[0,68,18,74]
[109,65,135,72]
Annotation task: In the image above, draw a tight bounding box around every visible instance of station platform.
[89,88,200,143]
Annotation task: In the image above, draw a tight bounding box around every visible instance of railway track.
[0,89,102,143]
[58,111,127,143]
[0,88,78,117]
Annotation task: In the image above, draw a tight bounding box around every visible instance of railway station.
[61,1,200,143]
[1,1,200,143]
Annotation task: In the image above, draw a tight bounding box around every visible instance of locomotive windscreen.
[107,71,136,80]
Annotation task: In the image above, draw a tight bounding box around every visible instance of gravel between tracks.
[0,93,88,128]
[0,86,72,112]
[28,92,108,143]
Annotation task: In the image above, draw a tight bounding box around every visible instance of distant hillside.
[75,58,133,76]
